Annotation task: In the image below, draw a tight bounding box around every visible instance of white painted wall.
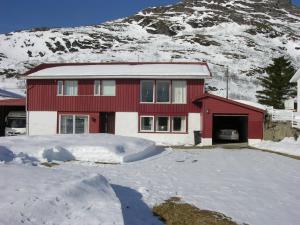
[27,111,57,135]
[201,138,212,146]
[115,112,202,145]
[248,139,262,145]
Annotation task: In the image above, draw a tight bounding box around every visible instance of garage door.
[212,114,248,144]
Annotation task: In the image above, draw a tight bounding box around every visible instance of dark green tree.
[256,56,297,109]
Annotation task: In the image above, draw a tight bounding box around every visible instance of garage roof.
[194,93,266,113]
[0,98,25,106]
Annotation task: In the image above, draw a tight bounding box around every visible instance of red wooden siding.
[27,79,205,113]
[201,96,264,139]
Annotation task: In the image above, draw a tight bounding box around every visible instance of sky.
[0,0,299,34]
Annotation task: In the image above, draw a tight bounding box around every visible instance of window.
[156,116,169,132]
[57,81,63,96]
[63,80,78,96]
[172,81,187,103]
[102,80,116,96]
[94,80,101,96]
[156,80,170,103]
[140,116,154,132]
[172,116,186,132]
[60,115,88,134]
[94,80,116,96]
[141,80,154,102]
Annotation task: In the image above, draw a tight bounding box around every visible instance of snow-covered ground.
[1,135,300,225]
[61,148,300,225]
[250,137,300,157]
[0,164,124,225]
[0,134,160,163]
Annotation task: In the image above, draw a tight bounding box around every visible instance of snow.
[1,135,300,225]
[0,164,124,225]
[61,148,300,225]
[233,99,267,110]
[26,63,211,79]
[250,137,300,157]
[290,68,300,82]
[0,134,159,163]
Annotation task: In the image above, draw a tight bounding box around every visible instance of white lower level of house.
[27,111,262,146]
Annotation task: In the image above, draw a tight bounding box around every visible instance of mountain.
[0,0,300,100]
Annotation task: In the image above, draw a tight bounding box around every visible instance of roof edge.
[195,93,266,113]
[24,61,211,77]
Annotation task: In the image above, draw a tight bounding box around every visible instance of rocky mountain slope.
[0,0,300,100]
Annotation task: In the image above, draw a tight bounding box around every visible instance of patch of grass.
[40,162,60,167]
[153,198,248,225]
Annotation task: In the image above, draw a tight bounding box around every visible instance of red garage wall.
[200,95,265,139]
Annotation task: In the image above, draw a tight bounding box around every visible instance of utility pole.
[225,66,229,99]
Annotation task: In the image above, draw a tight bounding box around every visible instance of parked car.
[5,111,26,136]
[217,129,239,141]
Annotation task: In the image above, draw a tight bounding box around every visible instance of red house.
[25,62,265,146]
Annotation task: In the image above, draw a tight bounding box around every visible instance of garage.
[212,114,248,144]
[194,93,265,146]
[0,98,26,136]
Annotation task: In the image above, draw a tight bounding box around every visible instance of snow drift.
[0,134,159,163]
[0,164,124,225]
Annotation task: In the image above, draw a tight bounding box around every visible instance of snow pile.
[0,134,158,163]
[250,137,300,157]
[0,164,123,225]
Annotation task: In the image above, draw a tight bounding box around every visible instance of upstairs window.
[94,80,116,96]
[172,81,187,104]
[156,80,170,103]
[141,80,154,103]
[94,80,101,96]
[57,80,78,96]
[102,80,116,96]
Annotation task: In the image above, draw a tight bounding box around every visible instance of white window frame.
[94,80,101,96]
[155,116,170,133]
[172,80,187,104]
[156,80,171,103]
[140,80,155,103]
[102,80,116,96]
[59,114,89,134]
[62,80,78,96]
[140,116,154,132]
[57,80,63,96]
[171,116,186,133]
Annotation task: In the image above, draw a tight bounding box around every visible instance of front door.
[100,112,115,134]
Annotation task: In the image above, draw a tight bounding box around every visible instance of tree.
[256,56,297,109]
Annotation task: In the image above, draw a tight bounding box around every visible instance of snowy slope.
[0,0,300,100]
[0,164,124,225]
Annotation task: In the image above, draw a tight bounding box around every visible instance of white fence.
[267,107,300,129]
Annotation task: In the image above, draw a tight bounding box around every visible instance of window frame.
[172,80,187,104]
[140,115,155,132]
[155,116,170,133]
[140,80,155,103]
[102,80,116,96]
[94,80,101,96]
[171,116,187,133]
[156,80,171,104]
[94,80,116,96]
[57,80,63,96]
[59,114,89,134]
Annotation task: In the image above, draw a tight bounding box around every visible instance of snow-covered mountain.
[0,0,300,100]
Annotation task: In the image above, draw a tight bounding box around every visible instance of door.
[100,112,115,134]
